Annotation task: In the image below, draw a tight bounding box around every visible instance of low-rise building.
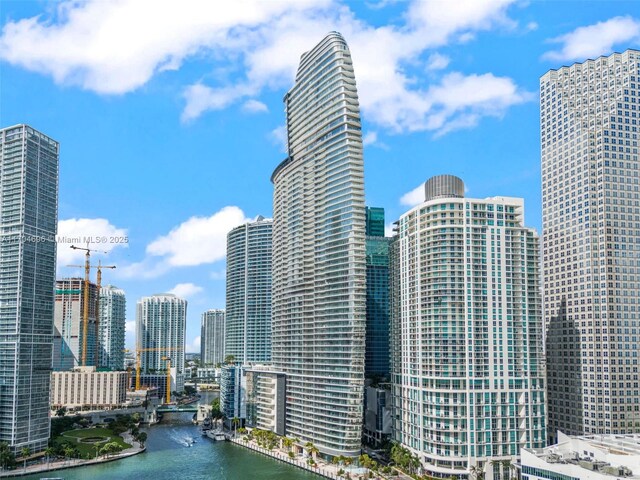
[363,385,392,448]
[220,365,246,427]
[522,431,640,480]
[245,367,286,436]
[51,366,128,409]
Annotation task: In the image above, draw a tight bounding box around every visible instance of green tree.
[63,446,75,465]
[100,442,123,457]
[44,447,55,466]
[137,432,148,448]
[224,355,236,364]
[55,406,67,417]
[0,442,16,470]
[20,447,30,471]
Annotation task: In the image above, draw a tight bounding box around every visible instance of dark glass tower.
[365,207,390,378]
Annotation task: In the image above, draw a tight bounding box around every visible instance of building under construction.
[53,278,99,370]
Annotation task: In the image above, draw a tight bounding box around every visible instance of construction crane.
[124,347,183,394]
[162,356,172,404]
[68,259,115,367]
[69,245,107,366]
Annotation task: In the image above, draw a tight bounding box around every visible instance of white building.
[0,124,59,453]
[522,431,640,480]
[542,49,640,441]
[50,367,128,409]
[225,217,272,363]
[136,293,186,392]
[201,309,225,366]
[246,367,287,436]
[390,175,546,479]
[270,31,366,458]
[98,285,126,370]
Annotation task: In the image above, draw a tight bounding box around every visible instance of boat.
[201,417,213,431]
[205,429,226,441]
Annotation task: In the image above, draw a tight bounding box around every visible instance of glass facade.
[541,49,640,440]
[98,285,126,370]
[271,32,366,457]
[53,278,99,370]
[201,309,225,366]
[391,176,546,478]
[225,217,272,363]
[136,294,186,379]
[365,206,391,378]
[0,124,59,453]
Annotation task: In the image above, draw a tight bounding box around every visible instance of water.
[22,394,318,480]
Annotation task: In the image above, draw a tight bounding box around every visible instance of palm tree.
[63,446,75,466]
[20,447,30,471]
[231,417,240,437]
[44,447,55,466]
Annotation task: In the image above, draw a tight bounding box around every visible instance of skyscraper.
[390,175,546,478]
[271,31,366,457]
[98,285,126,370]
[201,309,225,366]
[542,49,640,440]
[136,294,186,385]
[53,278,99,370]
[0,124,59,453]
[365,207,391,378]
[225,216,272,363]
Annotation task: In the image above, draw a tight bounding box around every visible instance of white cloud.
[188,336,201,353]
[526,21,538,32]
[363,131,378,146]
[400,184,424,207]
[384,223,396,237]
[0,0,330,94]
[125,320,136,333]
[242,99,268,113]
[147,206,250,267]
[424,72,530,136]
[269,125,288,153]
[426,52,450,71]
[116,206,249,279]
[168,282,203,299]
[57,218,128,268]
[543,16,640,62]
[0,0,528,136]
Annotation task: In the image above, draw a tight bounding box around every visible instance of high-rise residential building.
[53,278,99,370]
[541,49,640,441]
[136,294,186,389]
[98,285,126,370]
[271,31,366,457]
[201,309,225,366]
[365,206,391,378]
[0,124,59,453]
[225,216,272,363]
[390,175,546,478]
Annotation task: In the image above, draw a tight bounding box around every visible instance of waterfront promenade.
[229,435,415,480]
[229,436,343,479]
[0,433,145,478]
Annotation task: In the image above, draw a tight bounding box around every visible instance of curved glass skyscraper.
[271,32,366,457]
[225,216,272,364]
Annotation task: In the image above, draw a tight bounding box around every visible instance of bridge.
[157,404,199,413]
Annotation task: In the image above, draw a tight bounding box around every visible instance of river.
[21,393,318,480]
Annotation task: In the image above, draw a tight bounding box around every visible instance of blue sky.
[1,0,639,352]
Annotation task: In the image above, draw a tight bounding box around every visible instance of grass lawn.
[54,427,131,457]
